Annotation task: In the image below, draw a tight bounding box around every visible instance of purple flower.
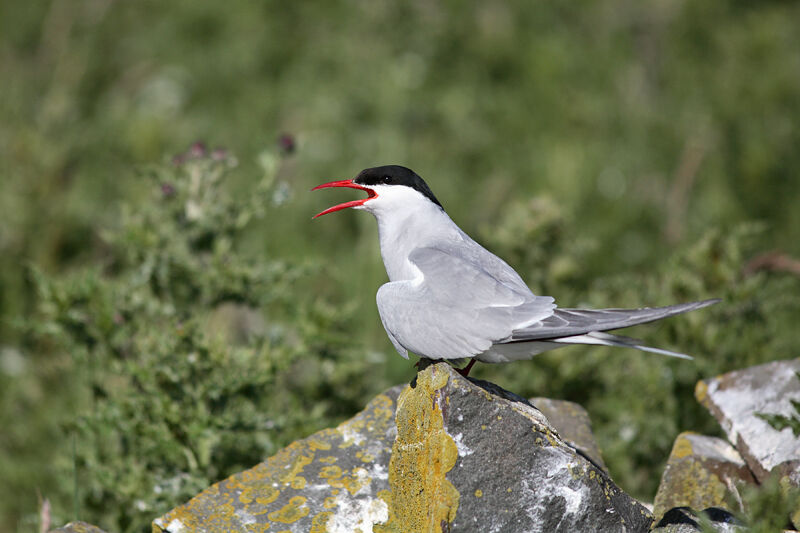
[190,141,208,157]
[161,183,176,197]
[277,134,295,155]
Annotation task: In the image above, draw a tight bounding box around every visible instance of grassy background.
[2,1,800,530]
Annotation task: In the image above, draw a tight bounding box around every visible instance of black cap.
[354,165,443,209]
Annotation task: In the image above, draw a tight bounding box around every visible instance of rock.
[650,506,743,532]
[375,363,652,532]
[155,363,652,532]
[695,358,800,485]
[653,432,756,520]
[49,522,109,533]
[530,397,608,472]
[153,385,403,533]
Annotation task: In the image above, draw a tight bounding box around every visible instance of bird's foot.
[456,359,476,377]
[415,358,437,372]
[415,358,476,377]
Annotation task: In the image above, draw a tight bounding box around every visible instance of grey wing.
[510,299,720,341]
[377,281,495,359]
[376,245,555,360]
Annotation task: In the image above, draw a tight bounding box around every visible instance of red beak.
[311,179,378,218]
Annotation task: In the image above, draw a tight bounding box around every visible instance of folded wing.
[376,244,555,360]
[510,299,720,341]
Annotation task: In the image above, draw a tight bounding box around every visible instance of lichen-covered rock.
[653,432,756,520]
[695,358,800,485]
[153,386,403,533]
[650,507,744,532]
[50,522,109,533]
[530,396,608,472]
[376,363,652,533]
[155,364,652,532]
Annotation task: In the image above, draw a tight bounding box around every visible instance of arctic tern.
[313,165,717,376]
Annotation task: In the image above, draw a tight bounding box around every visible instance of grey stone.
[696,358,800,485]
[154,385,403,533]
[377,363,652,532]
[530,396,608,472]
[653,432,756,520]
[49,522,109,533]
[155,363,653,532]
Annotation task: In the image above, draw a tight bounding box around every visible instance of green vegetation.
[757,383,800,437]
[727,474,800,533]
[1,1,799,531]
[18,149,376,530]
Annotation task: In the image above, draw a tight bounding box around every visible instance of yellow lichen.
[310,511,333,533]
[281,453,313,489]
[319,465,343,479]
[374,365,460,533]
[240,484,279,505]
[653,458,727,519]
[319,464,369,495]
[308,438,332,451]
[694,380,708,406]
[156,496,240,532]
[543,428,559,447]
[671,433,695,460]
[268,496,310,523]
[323,496,339,509]
[376,489,395,530]
[566,462,587,481]
[153,391,400,531]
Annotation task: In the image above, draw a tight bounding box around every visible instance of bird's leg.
[456,359,477,377]
[414,357,437,372]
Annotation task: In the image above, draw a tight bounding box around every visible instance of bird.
[312,165,718,377]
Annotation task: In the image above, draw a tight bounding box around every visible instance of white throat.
[358,185,459,282]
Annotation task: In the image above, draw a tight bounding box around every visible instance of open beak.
[311,179,377,218]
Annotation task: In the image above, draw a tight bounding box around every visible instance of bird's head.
[312,165,443,219]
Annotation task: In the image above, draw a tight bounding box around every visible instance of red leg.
[456,359,477,377]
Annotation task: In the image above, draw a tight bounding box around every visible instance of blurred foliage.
[479,204,800,497]
[1,0,800,530]
[6,150,376,531]
[724,473,800,533]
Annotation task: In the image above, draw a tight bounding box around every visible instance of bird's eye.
[382,175,392,184]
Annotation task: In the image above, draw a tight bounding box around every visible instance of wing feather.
[510,299,719,341]
[375,245,555,360]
